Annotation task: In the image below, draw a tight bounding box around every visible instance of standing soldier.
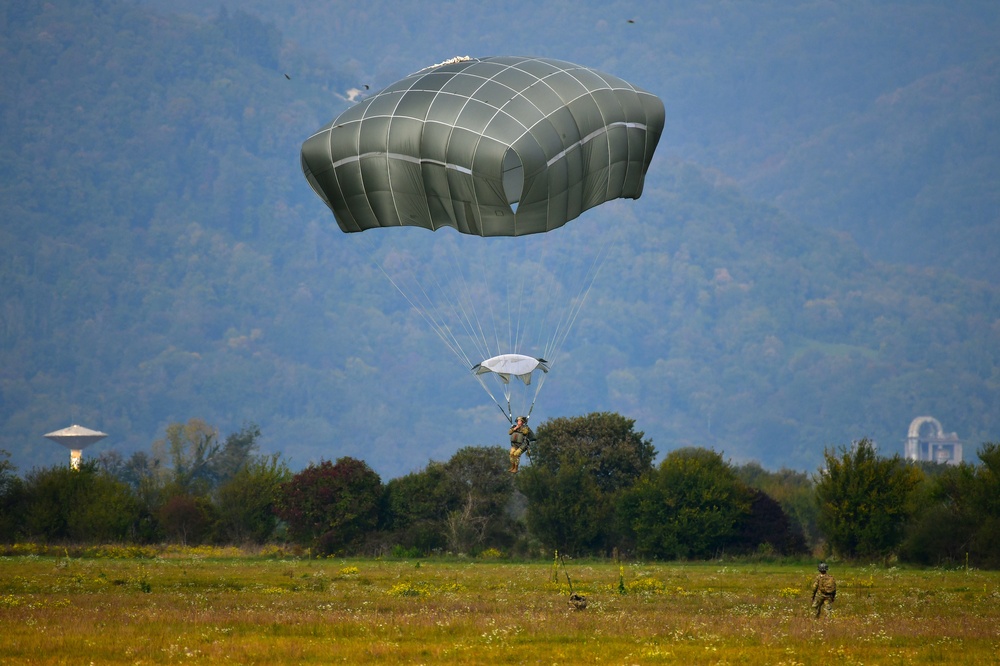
[508,415,535,474]
[811,562,837,618]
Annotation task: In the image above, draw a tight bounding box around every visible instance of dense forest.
[1,0,998,481]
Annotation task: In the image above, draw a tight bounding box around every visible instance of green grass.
[1,552,998,664]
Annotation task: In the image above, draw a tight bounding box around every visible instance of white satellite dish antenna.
[44,424,108,469]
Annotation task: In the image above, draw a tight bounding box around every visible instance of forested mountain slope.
[1,0,997,479]
[147,0,1000,282]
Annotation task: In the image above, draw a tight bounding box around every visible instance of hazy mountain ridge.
[1,0,997,479]
[142,0,1000,280]
[747,56,1000,277]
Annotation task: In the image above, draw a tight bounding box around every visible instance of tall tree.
[383,462,454,552]
[99,449,166,543]
[520,461,607,555]
[20,462,142,543]
[440,446,518,555]
[152,419,260,495]
[902,442,1000,567]
[815,438,922,559]
[618,447,752,559]
[382,446,521,555]
[152,419,223,495]
[212,423,263,487]
[275,457,383,555]
[214,452,291,544]
[159,493,216,546]
[730,489,809,556]
[0,450,25,541]
[735,461,819,547]
[520,412,655,555]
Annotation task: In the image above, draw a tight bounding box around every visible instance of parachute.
[301,56,664,420]
[472,354,550,419]
[301,55,664,237]
[473,354,549,386]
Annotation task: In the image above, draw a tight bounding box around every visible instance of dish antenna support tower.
[44,424,108,470]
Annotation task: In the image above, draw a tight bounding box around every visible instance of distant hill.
[1,0,997,479]
[746,56,1000,281]
[146,0,1000,283]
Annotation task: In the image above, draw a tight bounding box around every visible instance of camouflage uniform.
[811,569,836,618]
[508,418,534,473]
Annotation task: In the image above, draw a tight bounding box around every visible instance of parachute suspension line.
[547,233,613,358]
[505,266,516,354]
[356,234,475,370]
[541,222,624,365]
[509,251,530,356]
[425,245,490,362]
[422,237,532,422]
[526,369,548,419]
[353,215,621,424]
[381,231,495,372]
[533,227,580,361]
[505,236,553,364]
[480,257,505,362]
[509,236,556,420]
[472,371,514,423]
[503,240,553,422]
[439,237,501,364]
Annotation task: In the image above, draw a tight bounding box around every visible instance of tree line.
[1,412,998,566]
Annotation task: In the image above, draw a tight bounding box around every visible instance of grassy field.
[1,550,998,664]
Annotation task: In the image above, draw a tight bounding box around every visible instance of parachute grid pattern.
[301,55,664,237]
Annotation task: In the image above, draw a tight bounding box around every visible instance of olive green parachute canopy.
[301,56,665,237]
